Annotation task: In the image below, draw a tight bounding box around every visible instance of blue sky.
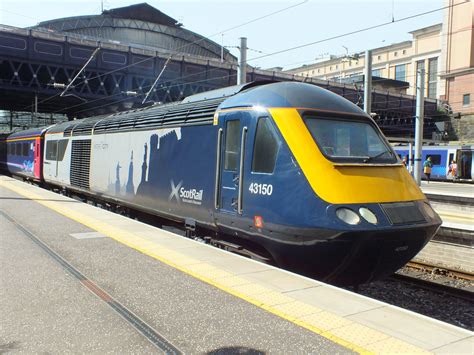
[0,0,444,70]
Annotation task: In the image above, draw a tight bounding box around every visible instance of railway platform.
[421,181,474,205]
[1,176,473,354]
[417,181,473,274]
[421,180,473,233]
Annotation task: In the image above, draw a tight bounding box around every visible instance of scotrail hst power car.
[0,81,442,285]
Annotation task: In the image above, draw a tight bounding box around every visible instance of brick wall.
[446,72,474,115]
[450,114,474,141]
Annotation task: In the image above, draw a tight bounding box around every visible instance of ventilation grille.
[72,121,95,136]
[381,202,426,225]
[70,140,91,190]
[62,123,76,137]
[93,97,224,134]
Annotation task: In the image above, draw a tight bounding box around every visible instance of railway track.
[393,261,474,303]
[405,260,474,281]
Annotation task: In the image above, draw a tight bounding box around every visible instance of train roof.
[219,81,367,117]
[44,81,368,137]
[182,81,276,103]
[8,126,50,139]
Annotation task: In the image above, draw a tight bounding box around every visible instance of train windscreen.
[304,116,397,164]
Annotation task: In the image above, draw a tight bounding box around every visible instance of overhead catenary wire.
[16,1,468,116]
[17,0,309,112]
[245,1,466,63]
[48,65,461,117]
[44,53,460,116]
[283,19,474,72]
[43,24,471,117]
[20,0,463,113]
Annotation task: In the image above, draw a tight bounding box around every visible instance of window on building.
[395,64,406,81]
[317,69,320,73]
[402,50,406,55]
[463,94,471,106]
[394,51,398,57]
[335,65,338,70]
[372,69,381,77]
[252,117,279,173]
[330,66,332,70]
[224,120,240,171]
[377,55,381,60]
[428,57,438,99]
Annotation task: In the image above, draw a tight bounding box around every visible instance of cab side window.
[252,117,279,173]
[224,120,240,171]
[57,139,69,161]
[46,140,58,160]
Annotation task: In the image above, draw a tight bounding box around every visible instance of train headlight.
[359,207,378,224]
[336,208,360,225]
[421,202,436,219]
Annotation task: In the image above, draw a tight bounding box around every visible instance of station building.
[286,0,474,140]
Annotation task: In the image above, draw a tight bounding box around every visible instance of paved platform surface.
[1,176,473,354]
[420,181,473,232]
[431,207,473,232]
[421,181,474,199]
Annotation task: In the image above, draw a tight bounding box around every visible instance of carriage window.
[427,154,441,165]
[16,143,21,156]
[22,143,29,156]
[46,140,58,160]
[7,143,11,155]
[57,139,69,161]
[224,120,240,171]
[252,117,279,173]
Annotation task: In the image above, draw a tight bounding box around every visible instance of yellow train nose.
[270,108,426,204]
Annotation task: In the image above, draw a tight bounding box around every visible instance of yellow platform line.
[0,178,431,355]
[437,212,473,223]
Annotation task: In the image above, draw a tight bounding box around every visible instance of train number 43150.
[249,183,273,196]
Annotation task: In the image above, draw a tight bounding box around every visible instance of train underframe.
[7,175,438,286]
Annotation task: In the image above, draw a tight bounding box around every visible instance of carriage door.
[456,149,472,179]
[216,111,251,214]
[33,137,42,179]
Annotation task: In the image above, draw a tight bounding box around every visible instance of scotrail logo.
[169,180,203,205]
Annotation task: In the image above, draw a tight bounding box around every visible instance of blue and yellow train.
[0,81,442,285]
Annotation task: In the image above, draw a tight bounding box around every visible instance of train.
[0,81,442,286]
[393,145,473,181]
